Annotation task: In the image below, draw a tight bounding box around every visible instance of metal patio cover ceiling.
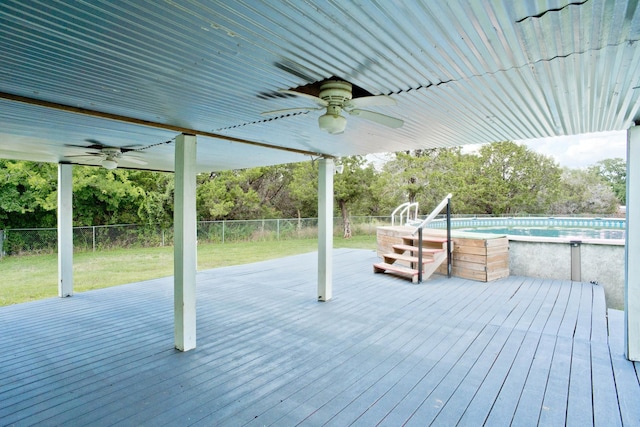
[1,0,639,172]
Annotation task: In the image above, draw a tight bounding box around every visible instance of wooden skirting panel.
[377,226,509,282]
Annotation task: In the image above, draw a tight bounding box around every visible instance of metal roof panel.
[0,0,638,170]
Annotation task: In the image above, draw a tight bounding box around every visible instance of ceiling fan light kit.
[101,157,118,170]
[318,111,347,134]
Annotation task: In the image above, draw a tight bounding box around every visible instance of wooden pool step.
[373,262,420,283]
[374,235,451,283]
[382,252,436,265]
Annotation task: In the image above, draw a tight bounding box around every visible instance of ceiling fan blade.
[81,139,143,153]
[121,156,148,165]
[64,157,102,165]
[346,95,397,108]
[278,90,328,107]
[64,154,104,159]
[120,146,143,153]
[65,144,102,153]
[261,107,321,116]
[348,109,404,128]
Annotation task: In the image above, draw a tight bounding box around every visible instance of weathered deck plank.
[608,309,640,426]
[0,249,638,426]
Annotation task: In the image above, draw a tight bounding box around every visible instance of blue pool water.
[427,217,626,240]
[459,226,625,240]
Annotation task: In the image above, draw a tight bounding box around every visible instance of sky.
[368,130,628,170]
[459,130,627,169]
[514,130,627,169]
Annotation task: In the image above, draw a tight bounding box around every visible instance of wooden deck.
[1,248,639,426]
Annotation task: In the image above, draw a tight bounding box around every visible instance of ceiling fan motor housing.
[317,80,351,134]
[319,80,352,105]
[102,147,123,159]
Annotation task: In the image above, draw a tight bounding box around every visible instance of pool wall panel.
[510,241,624,310]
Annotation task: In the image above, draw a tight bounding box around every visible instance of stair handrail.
[412,193,453,282]
[411,193,453,235]
[391,201,419,226]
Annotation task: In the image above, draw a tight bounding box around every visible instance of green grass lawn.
[0,235,376,306]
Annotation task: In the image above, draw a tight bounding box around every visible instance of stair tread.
[392,244,444,253]
[383,253,435,264]
[373,262,419,275]
[401,235,449,243]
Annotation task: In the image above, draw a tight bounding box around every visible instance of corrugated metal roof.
[0,0,639,171]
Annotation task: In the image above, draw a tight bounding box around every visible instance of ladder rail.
[391,202,419,226]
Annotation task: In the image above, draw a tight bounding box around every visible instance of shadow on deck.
[1,248,639,426]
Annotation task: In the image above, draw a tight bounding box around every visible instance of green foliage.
[72,167,145,225]
[589,157,626,205]
[132,171,174,228]
[380,147,479,215]
[0,160,57,228]
[196,167,286,220]
[551,168,619,215]
[288,161,319,218]
[467,141,562,215]
[0,144,627,234]
[334,156,377,238]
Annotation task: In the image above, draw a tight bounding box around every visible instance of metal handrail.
[412,193,453,282]
[391,202,419,226]
[412,193,453,235]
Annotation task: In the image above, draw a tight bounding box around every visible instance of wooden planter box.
[376,226,509,282]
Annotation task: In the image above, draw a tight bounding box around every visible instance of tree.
[551,169,619,215]
[72,167,145,225]
[468,141,561,215]
[288,161,319,219]
[197,170,253,220]
[240,164,299,218]
[334,156,376,238]
[589,158,626,205]
[379,148,477,216]
[196,166,292,221]
[0,160,57,228]
[131,171,174,228]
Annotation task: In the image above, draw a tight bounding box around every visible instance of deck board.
[510,333,556,426]
[0,248,638,426]
[607,309,640,426]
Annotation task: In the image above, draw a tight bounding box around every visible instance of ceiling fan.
[64,139,148,170]
[261,80,404,134]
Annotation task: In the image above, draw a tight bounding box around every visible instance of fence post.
[92,226,96,252]
[162,229,165,247]
[0,229,4,259]
[222,220,226,244]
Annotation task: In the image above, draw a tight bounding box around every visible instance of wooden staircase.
[373,235,451,283]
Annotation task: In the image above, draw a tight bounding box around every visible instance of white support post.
[626,125,640,361]
[317,158,334,301]
[57,163,73,297]
[174,134,197,352]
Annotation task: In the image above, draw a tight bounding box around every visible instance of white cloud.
[517,131,627,168]
[380,130,629,170]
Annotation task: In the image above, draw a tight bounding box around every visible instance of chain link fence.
[3,211,621,259]
[0,216,392,258]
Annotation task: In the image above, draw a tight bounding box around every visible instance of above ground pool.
[428,217,626,240]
